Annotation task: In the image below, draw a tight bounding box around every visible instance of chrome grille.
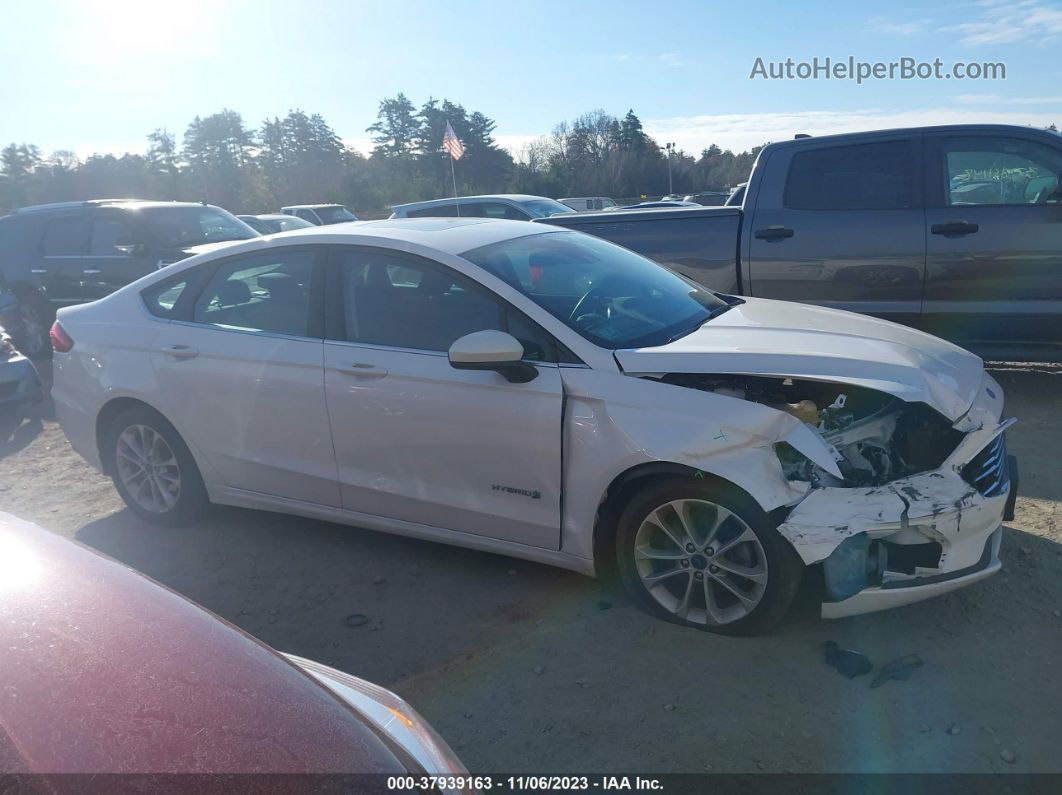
[961,433,1009,497]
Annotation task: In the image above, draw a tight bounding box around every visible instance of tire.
[103,405,208,526]
[2,289,52,359]
[615,476,803,636]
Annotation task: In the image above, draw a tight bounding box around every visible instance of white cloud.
[637,107,1062,153]
[658,53,685,67]
[955,93,1062,104]
[942,0,1062,46]
[869,16,933,35]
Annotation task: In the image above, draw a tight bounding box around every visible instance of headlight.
[285,654,468,781]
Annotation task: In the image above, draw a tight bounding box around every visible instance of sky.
[1,0,1060,160]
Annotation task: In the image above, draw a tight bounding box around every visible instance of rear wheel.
[615,477,803,635]
[104,405,208,525]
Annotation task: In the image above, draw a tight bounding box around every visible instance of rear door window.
[406,204,460,218]
[89,214,139,255]
[784,140,915,210]
[192,250,318,337]
[42,216,85,256]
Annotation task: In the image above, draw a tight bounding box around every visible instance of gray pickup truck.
[538,124,1062,360]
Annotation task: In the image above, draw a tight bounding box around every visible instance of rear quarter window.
[142,276,191,318]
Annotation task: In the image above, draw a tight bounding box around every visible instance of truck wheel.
[104,405,208,526]
[2,289,51,359]
[615,477,803,635]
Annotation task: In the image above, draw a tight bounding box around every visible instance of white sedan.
[51,219,1015,634]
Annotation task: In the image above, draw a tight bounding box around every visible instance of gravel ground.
[1,363,1060,773]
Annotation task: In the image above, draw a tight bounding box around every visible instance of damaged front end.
[656,371,1016,618]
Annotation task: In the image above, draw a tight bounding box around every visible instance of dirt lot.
[2,363,1061,773]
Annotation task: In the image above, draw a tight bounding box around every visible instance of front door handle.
[159,344,198,360]
[344,362,388,379]
[931,221,979,237]
[754,226,794,242]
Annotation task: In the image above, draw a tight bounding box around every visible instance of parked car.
[0,322,42,410]
[51,219,1015,635]
[239,213,316,234]
[559,197,618,212]
[390,194,575,220]
[539,124,1062,361]
[0,200,258,357]
[0,510,467,776]
[683,191,729,206]
[280,204,359,225]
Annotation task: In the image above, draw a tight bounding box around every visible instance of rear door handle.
[344,362,388,379]
[159,344,198,360]
[82,268,102,275]
[754,226,794,242]
[931,221,979,237]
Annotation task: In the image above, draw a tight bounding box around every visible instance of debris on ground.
[870,654,924,688]
[824,641,873,679]
[371,576,385,585]
[662,703,676,712]
[1000,749,1017,764]
[597,600,612,611]
[919,724,931,733]
[947,723,962,736]
[344,613,370,627]
[533,665,544,675]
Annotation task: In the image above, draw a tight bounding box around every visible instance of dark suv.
[0,200,257,355]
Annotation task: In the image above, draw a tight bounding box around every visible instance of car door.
[81,209,157,299]
[922,132,1062,353]
[745,137,926,327]
[148,246,339,506]
[37,212,88,304]
[322,245,564,548]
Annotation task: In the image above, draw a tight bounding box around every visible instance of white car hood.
[614,297,984,422]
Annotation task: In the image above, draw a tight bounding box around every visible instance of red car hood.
[0,512,408,774]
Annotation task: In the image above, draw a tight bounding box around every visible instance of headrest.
[215,279,251,307]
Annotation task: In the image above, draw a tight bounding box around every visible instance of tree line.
[0,97,764,216]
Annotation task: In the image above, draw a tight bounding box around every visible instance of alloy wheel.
[633,499,768,626]
[115,424,182,514]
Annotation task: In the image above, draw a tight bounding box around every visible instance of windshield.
[463,230,729,349]
[522,199,576,218]
[138,207,258,248]
[314,206,358,223]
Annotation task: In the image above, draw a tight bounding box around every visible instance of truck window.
[942,137,1062,206]
[784,141,913,210]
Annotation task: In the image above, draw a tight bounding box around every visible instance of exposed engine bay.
[656,373,965,487]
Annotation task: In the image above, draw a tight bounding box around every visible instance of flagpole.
[449,152,460,217]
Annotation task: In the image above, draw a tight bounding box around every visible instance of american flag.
[442,121,465,160]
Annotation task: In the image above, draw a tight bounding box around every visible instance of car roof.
[8,199,217,216]
[281,204,345,210]
[254,213,301,221]
[205,217,560,258]
[763,123,1059,152]
[391,194,554,211]
[0,512,408,774]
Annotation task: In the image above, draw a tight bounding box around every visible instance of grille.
[961,433,1009,497]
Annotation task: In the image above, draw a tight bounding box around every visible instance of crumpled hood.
[614,297,984,421]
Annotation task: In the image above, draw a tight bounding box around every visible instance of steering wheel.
[569,287,609,324]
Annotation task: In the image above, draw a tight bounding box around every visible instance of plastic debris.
[870,654,924,688]
[345,613,370,628]
[824,641,873,679]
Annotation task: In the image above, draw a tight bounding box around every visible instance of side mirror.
[113,236,146,256]
[448,330,538,383]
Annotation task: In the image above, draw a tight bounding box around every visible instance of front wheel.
[615,477,804,635]
[104,405,208,526]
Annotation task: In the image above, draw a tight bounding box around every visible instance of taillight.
[50,321,74,353]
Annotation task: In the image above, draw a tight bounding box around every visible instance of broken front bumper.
[777,424,1015,619]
